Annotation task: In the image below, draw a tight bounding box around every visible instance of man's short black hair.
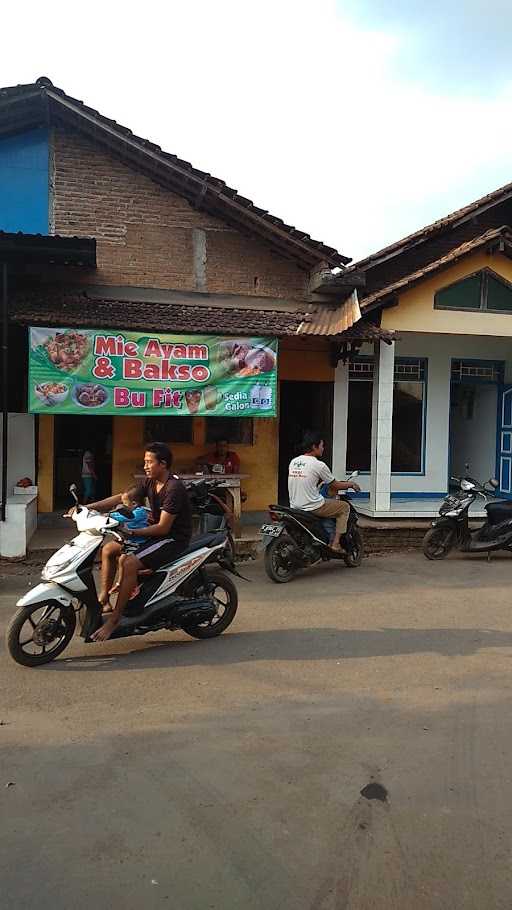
[302,430,324,452]
[145,442,173,468]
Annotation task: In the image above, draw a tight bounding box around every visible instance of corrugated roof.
[0,77,349,268]
[360,227,512,310]
[297,289,361,335]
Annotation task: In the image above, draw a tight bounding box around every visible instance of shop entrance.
[53,415,113,508]
[278,380,334,503]
[449,359,503,489]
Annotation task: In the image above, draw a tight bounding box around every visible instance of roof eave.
[18,82,350,269]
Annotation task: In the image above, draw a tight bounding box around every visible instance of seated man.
[85,441,192,641]
[196,438,240,475]
[288,430,360,552]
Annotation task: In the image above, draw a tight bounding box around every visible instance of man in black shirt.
[86,442,192,641]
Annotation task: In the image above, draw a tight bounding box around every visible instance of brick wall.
[52,127,310,299]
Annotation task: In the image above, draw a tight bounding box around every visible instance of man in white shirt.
[288,430,360,552]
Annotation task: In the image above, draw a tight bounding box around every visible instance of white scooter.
[7,485,238,667]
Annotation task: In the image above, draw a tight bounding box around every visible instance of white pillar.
[332,359,349,477]
[370,340,395,512]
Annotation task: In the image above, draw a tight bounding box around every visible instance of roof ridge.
[1,77,348,267]
[361,224,512,309]
[348,182,512,273]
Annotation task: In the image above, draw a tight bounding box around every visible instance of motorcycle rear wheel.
[423,526,455,560]
[343,528,364,567]
[6,601,76,667]
[264,536,298,583]
[183,570,238,639]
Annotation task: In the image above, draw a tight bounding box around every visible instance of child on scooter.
[104,491,150,609]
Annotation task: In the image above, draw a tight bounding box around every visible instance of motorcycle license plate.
[261,523,283,538]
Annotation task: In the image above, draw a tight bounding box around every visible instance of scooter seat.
[179,531,227,556]
[269,504,324,525]
[485,499,512,525]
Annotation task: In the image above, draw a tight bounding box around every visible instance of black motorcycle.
[422,474,512,560]
[261,475,363,583]
[185,477,236,559]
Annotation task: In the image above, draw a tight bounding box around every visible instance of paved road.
[2,551,512,909]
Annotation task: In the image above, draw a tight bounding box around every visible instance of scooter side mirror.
[347,470,359,479]
[489,478,499,489]
[69,483,82,510]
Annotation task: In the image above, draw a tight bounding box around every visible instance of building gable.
[381,249,512,336]
[52,125,312,299]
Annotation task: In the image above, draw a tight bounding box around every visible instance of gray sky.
[2,0,512,262]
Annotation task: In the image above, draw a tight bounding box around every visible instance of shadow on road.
[42,625,512,672]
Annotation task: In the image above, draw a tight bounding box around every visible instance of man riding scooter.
[288,430,361,552]
[78,442,192,641]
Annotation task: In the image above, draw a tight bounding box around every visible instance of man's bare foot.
[91,616,119,642]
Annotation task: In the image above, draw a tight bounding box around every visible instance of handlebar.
[102,528,125,544]
[450,475,498,495]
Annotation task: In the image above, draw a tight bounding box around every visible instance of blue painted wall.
[0,127,49,234]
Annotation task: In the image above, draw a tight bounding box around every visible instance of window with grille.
[347,356,427,473]
[451,360,504,383]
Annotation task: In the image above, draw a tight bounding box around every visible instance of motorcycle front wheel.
[344,528,364,567]
[183,570,238,639]
[423,526,455,560]
[264,536,298,583]
[6,601,76,667]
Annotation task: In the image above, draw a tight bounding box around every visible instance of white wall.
[0,414,37,558]
[333,333,512,496]
[0,413,36,495]
[0,493,38,558]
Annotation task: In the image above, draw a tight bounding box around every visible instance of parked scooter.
[6,485,239,667]
[185,477,235,559]
[422,474,512,560]
[261,472,363,583]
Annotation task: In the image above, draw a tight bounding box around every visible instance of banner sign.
[29,327,278,417]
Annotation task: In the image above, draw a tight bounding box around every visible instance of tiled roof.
[345,186,512,275]
[336,320,396,343]
[360,226,512,310]
[0,77,348,268]
[10,290,309,337]
[10,287,363,339]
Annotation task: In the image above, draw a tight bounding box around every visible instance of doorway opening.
[53,415,113,509]
[278,380,334,503]
[449,380,498,486]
